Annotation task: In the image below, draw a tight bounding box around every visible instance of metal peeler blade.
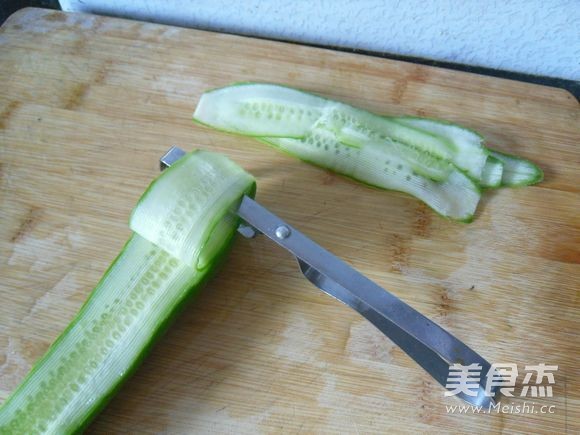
[160,146,498,408]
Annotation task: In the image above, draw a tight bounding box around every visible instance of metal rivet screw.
[275,225,291,239]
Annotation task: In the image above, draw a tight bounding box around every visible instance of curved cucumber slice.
[193,83,542,221]
[329,119,453,182]
[489,149,543,186]
[393,116,489,181]
[0,151,256,434]
[480,156,504,188]
[130,150,255,269]
[265,129,480,222]
[193,84,485,183]
[321,105,457,162]
[193,83,325,137]
[194,84,456,161]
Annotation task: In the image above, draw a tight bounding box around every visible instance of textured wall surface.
[60,0,579,80]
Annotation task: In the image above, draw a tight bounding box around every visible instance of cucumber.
[392,117,544,187]
[0,150,255,434]
[193,83,325,138]
[321,104,457,163]
[193,84,486,180]
[324,120,452,182]
[264,128,480,222]
[130,150,254,269]
[489,149,544,186]
[392,116,489,181]
[480,156,504,188]
[193,83,542,221]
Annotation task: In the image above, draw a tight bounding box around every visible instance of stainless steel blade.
[160,146,498,407]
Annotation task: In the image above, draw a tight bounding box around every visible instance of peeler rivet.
[275,225,291,239]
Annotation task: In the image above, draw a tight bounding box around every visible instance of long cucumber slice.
[311,123,453,181]
[489,149,544,186]
[193,84,486,181]
[130,150,255,269]
[321,104,458,164]
[480,156,504,188]
[0,150,255,434]
[193,83,326,137]
[394,117,544,187]
[193,83,542,222]
[392,116,489,180]
[264,129,480,222]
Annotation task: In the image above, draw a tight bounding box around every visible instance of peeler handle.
[237,196,498,408]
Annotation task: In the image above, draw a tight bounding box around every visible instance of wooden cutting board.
[0,8,578,434]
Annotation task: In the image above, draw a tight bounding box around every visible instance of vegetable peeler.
[161,146,498,408]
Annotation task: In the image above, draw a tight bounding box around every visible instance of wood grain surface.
[0,8,578,434]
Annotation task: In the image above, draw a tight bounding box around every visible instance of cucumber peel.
[0,150,255,434]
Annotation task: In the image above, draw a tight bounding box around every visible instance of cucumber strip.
[321,104,457,163]
[193,84,488,182]
[327,118,453,182]
[0,151,255,434]
[130,150,255,269]
[193,83,326,137]
[489,149,544,186]
[193,83,542,221]
[0,235,199,434]
[264,129,480,222]
[480,156,504,188]
[392,116,489,181]
[194,84,458,163]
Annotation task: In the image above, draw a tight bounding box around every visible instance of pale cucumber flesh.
[130,150,255,269]
[0,235,199,434]
[321,105,457,163]
[265,128,480,221]
[480,156,504,188]
[489,149,543,186]
[329,122,453,182]
[194,83,543,221]
[193,83,325,137]
[392,116,489,181]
